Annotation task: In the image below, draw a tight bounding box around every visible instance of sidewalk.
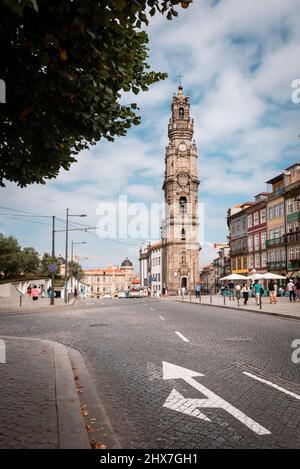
[0,296,78,312]
[161,295,300,320]
[0,337,90,449]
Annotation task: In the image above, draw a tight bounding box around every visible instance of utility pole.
[64,208,69,304]
[51,216,55,306]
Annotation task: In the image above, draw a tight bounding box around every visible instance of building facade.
[246,193,268,274]
[228,164,300,279]
[84,258,139,298]
[162,85,200,294]
[266,164,300,277]
[139,242,163,296]
[227,203,253,275]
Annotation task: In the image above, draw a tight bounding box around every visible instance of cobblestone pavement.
[0,338,58,448]
[0,298,299,449]
[163,294,300,319]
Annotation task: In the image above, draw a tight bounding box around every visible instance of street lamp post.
[51,215,55,306]
[64,209,87,304]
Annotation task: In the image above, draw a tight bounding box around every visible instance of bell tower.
[162,85,200,294]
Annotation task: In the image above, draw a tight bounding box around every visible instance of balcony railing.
[286,231,300,244]
[230,247,248,256]
[266,261,286,270]
[265,231,300,248]
[266,236,286,248]
[289,259,300,269]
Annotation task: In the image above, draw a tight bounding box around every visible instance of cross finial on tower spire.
[176,73,184,87]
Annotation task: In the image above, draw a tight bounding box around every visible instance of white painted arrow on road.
[162,362,270,436]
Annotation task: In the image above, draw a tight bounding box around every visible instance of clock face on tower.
[178,142,187,152]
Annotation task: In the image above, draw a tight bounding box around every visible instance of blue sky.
[1,0,300,271]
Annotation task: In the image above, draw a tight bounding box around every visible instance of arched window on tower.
[179,196,187,214]
[181,250,187,264]
[181,228,186,240]
[179,107,184,118]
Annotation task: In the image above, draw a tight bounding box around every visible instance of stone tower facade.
[162,85,200,294]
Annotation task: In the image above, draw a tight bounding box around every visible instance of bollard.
[19,295,22,307]
[199,293,201,303]
[259,294,262,310]
[210,292,212,304]
[237,296,240,307]
[223,294,226,305]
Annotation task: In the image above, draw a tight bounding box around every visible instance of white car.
[102,293,112,299]
[118,291,126,298]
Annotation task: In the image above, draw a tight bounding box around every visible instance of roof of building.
[121,257,133,267]
[266,173,284,185]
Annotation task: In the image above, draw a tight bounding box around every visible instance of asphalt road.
[1,298,299,449]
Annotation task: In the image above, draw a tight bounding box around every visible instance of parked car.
[129,290,140,298]
[117,291,126,298]
[102,293,112,299]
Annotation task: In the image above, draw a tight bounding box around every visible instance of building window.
[261,232,266,250]
[179,107,184,118]
[289,248,295,260]
[181,228,186,240]
[260,209,266,224]
[255,254,260,268]
[287,199,293,214]
[97,277,100,283]
[248,255,253,269]
[243,256,247,269]
[279,202,284,217]
[179,196,187,213]
[254,212,259,226]
[237,257,242,270]
[261,252,267,267]
[274,204,279,218]
[268,207,273,220]
[248,236,253,252]
[254,233,260,251]
[247,215,253,228]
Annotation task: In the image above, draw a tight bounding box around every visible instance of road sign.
[162,361,270,435]
[48,263,58,274]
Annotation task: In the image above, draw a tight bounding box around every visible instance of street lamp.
[71,241,87,293]
[64,209,87,303]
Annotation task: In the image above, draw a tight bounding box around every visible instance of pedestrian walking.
[241,283,249,305]
[268,280,277,304]
[228,281,235,300]
[235,283,241,301]
[287,279,296,302]
[195,284,201,298]
[31,285,40,301]
[253,280,262,306]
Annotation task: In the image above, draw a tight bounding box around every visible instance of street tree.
[0,233,22,278]
[21,247,40,275]
[69,261,84,281]
[0,0,182,187]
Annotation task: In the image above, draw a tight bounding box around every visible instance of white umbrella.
[261,272,286,280]
[249,273,265,281]
[220,273,249,281]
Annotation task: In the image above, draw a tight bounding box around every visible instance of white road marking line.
[175,331,190,342]
[159,315,165,320]
[243,371,300,401]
